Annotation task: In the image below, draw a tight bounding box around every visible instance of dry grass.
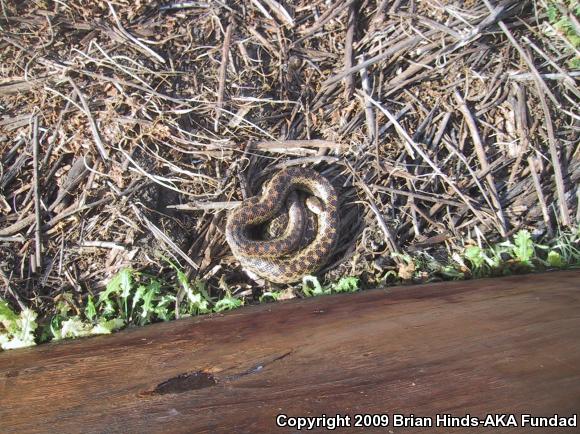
[0,0,578,318]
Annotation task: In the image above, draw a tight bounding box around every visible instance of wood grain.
[1,270,579,433]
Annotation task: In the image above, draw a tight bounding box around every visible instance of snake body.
[225,167,339,283]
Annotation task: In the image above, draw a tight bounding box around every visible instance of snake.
[225,167,339,283]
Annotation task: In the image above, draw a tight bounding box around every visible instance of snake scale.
[225,167,339,283]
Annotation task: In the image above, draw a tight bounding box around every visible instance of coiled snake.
[225,167,339,283]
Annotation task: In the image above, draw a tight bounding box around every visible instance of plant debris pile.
[0,0,578,320]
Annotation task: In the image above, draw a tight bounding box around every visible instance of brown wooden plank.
[1,271,579,433]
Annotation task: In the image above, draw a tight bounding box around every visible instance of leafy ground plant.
[49,266,214,342]
[0,300,38,350]
[375,228,579,283]
[301,276,360,297]
[542,0,580,67]
[461,228,580,277]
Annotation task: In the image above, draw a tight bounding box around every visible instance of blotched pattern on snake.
[225,167,339,283]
